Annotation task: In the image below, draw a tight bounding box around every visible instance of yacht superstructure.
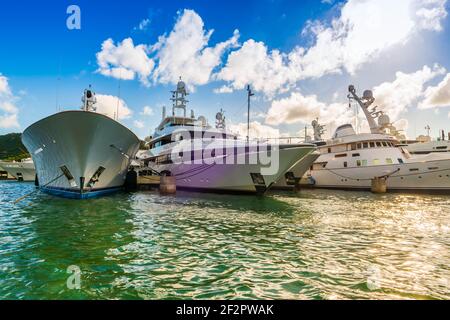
[139,80,317,194]
[302,85,450,193]
[21,87,140,198]
[376,111,450,155]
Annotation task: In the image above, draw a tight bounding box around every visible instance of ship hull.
[22,111,140,199]
[303,157,450,194]
[0,161,35,181]
[148,145,316,194]
[271,151,320,190]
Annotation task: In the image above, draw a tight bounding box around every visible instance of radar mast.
[171,77,188,118]
[347,85,382,134]
[81,85,97,112]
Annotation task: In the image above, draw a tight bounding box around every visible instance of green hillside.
[0,133,30,161]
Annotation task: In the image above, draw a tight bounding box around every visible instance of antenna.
[247,85,254,143]
[425,125,431,137]
[116,69,122,121]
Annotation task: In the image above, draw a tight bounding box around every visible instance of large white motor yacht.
[0,158,36,181]
[21,87,140,199]
[302,85,450,193]
[139,80,317,194]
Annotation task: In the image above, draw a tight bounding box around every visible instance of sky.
[0,0,450,140]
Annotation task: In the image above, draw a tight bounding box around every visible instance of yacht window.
[356,160,367,167]
[373,159,380,165]
[313,162,328,170]
[363,142,368,149]
[357,143,362,149]
[428,167,439,170]
[335,153,347,158]
[436,146,448,150]
[352,153,360,157]
[382,142,388,147]
[351,143,357,151]
[376,142,382,147]
[328,148,331,153]
[369,142,375,148]
[398,158,404,164]
[409,168,419,172]
[343,161,348,168]
[386,158,393,164]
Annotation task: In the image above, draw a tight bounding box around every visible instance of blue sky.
[1,0,450,139]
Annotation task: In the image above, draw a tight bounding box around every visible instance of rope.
[14,173,65,204]
[322,166,447,181]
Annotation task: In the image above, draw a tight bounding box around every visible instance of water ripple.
[0,182,449,299]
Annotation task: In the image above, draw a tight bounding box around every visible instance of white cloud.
[373,64,446,119]
[217,0,448,96]
[265,91,352,135]
[213,85,233,94]
[96,9,239,90]
[216,39,296,97]
[96,38,155,86]
[0,101,18,114]
[152,9,239,89]
[419,73,450,109]
[229,121,282,139]
[135,18,150,31]
[0,74,20,129]
[415,0,448,31]
[133,120,145,128]
[0,113,19,129]
[95,94,133,120]
[266,65,445,127]
[140,105,153,116]
[0,75,12,96]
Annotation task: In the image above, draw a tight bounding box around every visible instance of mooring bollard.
[371,177,387,193]
[160,175,176,194]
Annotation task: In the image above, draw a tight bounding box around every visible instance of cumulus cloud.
[415,0,448,31]
[373,64,446,119]
[229,121,282,139]
[217,0,448,96]
[152,9,239,89]
[0,74,20,129]
[265,64,446,138]
[216,39,296,97]
[266,65,445,126]
[96,9,239,90]
[419,73,450,109]
[265,91,352,134]
[96,38,155,86]
[95,94,133,120]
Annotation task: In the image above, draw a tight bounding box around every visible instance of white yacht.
[272,120,323,190]
[302,85,450,193]
[21,87,140,199]
[0,158,35,181]
[139,80,317,194]
[375,114,450,155]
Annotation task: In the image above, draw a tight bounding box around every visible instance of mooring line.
[13,173,65,204]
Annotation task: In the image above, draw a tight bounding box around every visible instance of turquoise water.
[0,181,449,299]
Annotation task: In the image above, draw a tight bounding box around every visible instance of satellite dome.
[197,116,207,126]
[216,112,223,121]
[363,90,373,99]
[378,114,390,126]
[177,80,186,90]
